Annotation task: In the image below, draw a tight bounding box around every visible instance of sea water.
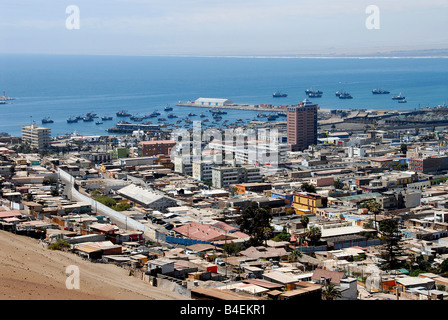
[0,54,447,136]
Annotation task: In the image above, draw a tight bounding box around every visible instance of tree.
[300,215,309,229]
[288,249,302,263]
[366,199,382,231]
[321,282,342,300]
[273,227,291,242]
[223,242,244,256]
[379,218,405,271]
[439,259,448,273]
[237,203,272,247]
[305,226,322,246]
[400,143,408,154]
[334,179,344,190]
[301,182,316,193]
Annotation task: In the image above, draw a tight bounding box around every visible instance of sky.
[0,0,447,56]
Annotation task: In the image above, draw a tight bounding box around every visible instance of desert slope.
[0,230,188,300]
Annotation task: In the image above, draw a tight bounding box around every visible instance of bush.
[47,239,71,251]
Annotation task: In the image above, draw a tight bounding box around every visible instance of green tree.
[321,282,342,300]
[237,203,272,247]
[300,215,309,229]
[115,202,132,211]
[334,179,344,190]
[95,196,117,208]
[301,182,317,193]
[379,219,405,271]
[366,199,382,231]
[223,242,244,256]
[400,143,408,154]
[305,226,322,246]
[288,249,302,262]
[439,259,448,273]
[273,227,291,242]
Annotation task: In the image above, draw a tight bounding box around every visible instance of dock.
[176,97,287,113]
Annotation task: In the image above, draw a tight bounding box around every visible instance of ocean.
[0,54,447,137]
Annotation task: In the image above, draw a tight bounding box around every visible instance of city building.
[292,192,328,214]
[21,124,51,150]
[287,99,318,151]
[139,139,176,157]
[211,165,262,188]
[409,156,448,174]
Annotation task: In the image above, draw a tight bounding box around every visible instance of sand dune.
[0,230,188,300]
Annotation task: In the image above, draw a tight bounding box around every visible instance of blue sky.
[0,0,447,56]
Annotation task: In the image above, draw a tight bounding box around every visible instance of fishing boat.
[41,117,54,124]
[372,89,390,94]
[338,92,353,99]
[101,116,113,121]
[392,93,406,100]
[158,118,167,121]
[188,112,196,117]
[273,91,287,98]
[398,99,407,103]
[164,105,173,111]
[67,117,78,123]
[95,121,103,125]
[168,114,178,118]
[116,110,131,117]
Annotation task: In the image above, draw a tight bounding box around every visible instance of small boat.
[42,117,54,124]
[273,91,287,98]
[101,116,113,121]
[95,121,103,125]
[267,114,278,121]
[83,117,94,122]
[67,117,78,123]
[257,113,267,118]
[398,99,407,103]
[158,118,167,121]
[392,93,406,100]
[200,113,206,118]
[168,114,178,118]
[188,112,196,117]
[86,112,98,118]
[164,105,173,111]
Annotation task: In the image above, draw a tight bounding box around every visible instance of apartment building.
[21,124,51,150]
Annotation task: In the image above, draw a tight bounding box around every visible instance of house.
[146,258,176,276]
[239,246,288,261]
[117,184,178,211]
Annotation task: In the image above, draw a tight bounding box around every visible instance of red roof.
[0,210,23,219]
[173,222,236,242]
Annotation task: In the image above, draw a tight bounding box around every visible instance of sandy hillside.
[0,230,188,300]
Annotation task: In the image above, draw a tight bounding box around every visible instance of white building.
[21,124,51,150]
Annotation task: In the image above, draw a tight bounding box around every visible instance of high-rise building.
[287,99,318,151]
[21,124,51,150]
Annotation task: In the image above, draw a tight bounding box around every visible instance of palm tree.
[300,215,309,229]
[321,282,342,300]
[305,226,322,246]
[366,199,382,231]
[288,249,302,263]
